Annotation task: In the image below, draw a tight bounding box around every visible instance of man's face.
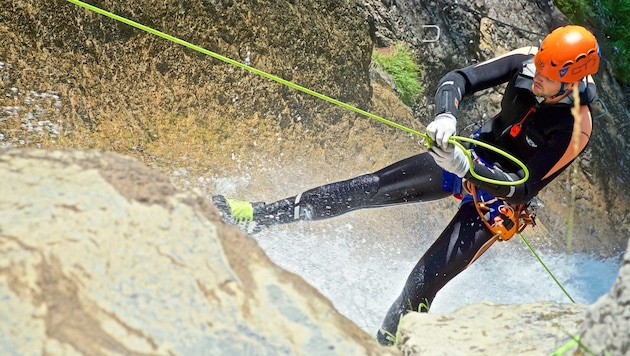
[532,71,565,97]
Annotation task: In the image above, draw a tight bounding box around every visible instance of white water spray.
[252,220,620,336]
[212,175,621,336]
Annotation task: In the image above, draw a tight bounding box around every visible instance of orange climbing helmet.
[534,25,600,82]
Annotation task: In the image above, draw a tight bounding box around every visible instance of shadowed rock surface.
[572,238,630,355]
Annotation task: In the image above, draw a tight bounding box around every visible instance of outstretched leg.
[213,152,449,231]
[375,202,497,345]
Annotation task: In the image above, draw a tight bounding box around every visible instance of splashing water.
[211,174,621,336]
[251,219,621,337]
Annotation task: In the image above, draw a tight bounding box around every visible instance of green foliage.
[372,42,424,106]
[555,0,594,24]
[555,0,630,83]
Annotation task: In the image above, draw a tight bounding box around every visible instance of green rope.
[65,0,528,186]
[549,335,580,356]
[519,233,576,303]
[451,136,529,185]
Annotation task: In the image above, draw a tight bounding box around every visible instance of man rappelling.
[213,25,600,345]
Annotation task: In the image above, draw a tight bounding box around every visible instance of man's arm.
[434,46,538,118]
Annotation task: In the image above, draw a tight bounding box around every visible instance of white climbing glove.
[429,144,470,178]
[426,112,457,148]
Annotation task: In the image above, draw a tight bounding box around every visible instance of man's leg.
[376,202,497,345]
[213,152,449,231]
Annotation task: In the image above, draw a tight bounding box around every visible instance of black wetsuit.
[245,47,596,344]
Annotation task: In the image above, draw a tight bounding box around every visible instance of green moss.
[372,42,424,106]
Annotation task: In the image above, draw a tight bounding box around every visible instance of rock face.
[0,149,394,355]
[574,240,630,355]
[397,237,630,356]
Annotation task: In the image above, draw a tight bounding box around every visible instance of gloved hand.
[426,112,457,148]
[429,144,470,178]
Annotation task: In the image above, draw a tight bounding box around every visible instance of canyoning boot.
[212,195,267,234]
[212,194,308,233]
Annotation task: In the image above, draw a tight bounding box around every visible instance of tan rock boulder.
[0,149,394,355]
[398,302,588,355]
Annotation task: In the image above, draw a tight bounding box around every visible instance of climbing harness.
[462,181,536,241]
[460,175,575,302]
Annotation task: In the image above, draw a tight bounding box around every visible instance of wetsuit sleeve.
[434,47,537,118]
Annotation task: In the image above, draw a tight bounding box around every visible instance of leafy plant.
[372,42,424,106]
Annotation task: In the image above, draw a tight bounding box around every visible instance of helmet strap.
[550,82,567,99]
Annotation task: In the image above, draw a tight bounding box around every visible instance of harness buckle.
[463,181,536,241]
